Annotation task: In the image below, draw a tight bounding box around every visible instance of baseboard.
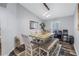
[7,47,15,56]
[74,44,78,56]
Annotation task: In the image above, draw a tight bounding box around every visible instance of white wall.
[0,4,18,55]
[43,16,74,35]
[0,4,41,55]
[74,4,79,55]
[16,4,41,44]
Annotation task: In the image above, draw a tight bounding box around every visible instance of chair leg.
[47,52,49,56]
[25,50,27,56]
[39,48,40,56]
[31,50,33,56]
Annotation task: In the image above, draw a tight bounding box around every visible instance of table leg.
[39,47,40,56]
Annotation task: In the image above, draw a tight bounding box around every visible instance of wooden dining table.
[29,32,59,56]
[30,32,54,45]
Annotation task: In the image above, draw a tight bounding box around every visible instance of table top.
[30,32,54,40]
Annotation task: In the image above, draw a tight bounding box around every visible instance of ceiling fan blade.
[43,3,50,10]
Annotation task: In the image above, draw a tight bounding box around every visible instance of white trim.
[2,47,15,56]
[74,43,78,56]
[9,47,15,55]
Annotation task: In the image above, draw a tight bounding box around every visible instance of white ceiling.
[20,3,76,20]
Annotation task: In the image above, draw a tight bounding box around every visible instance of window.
[51,21,61,32]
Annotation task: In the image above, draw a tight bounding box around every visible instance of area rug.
[9,44,76,56]
[58,47,76,56]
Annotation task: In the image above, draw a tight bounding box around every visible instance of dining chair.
[21,34,39,56]
[39,38,59,56]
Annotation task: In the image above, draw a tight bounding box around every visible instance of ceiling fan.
[43,3,50,10]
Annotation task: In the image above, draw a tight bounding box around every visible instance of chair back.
[21,34,32,50]
[63,30,68,36]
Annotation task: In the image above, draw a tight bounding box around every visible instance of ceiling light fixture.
[43,12,48,16]
[46,14,51,17]
[43,3,50,10]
